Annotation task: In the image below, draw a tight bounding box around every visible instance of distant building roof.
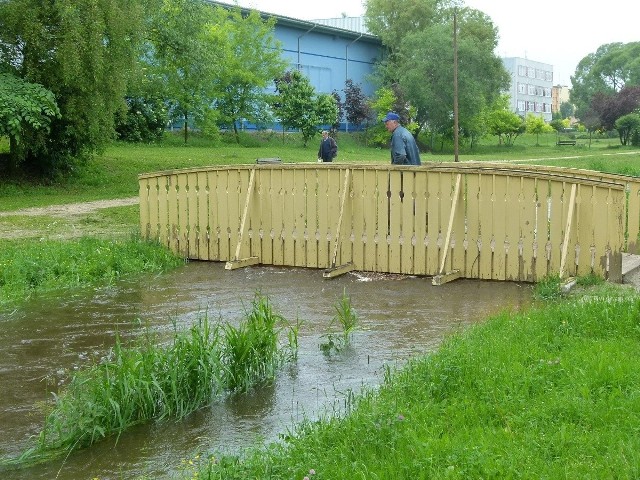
[310,16,370,35]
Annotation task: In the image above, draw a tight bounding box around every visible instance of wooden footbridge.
[138,162,640,284]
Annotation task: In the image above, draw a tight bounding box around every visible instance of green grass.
[1,131,637,212]
[185,286,640,479]
[0,236,185,309]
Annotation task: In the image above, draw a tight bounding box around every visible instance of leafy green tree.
[559,101,575,119]
[571,42,640,119]
[147,0,224,143]
[525,113,553,146]
[487,109,525,146]
[114,97,168,143]
[0,74,60,170]
[365,1,509,143]
[212,6,286,143]
[273,70,338,146]
[0,0,146,175]
[614,113,640,146]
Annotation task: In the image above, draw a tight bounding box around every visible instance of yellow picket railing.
[139,162,640,283]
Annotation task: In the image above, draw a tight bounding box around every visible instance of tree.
[211,6,287,143]
[486,109,525,146]
[0,0,147,174]
[559,101,575,120]
[525,113,553,146]
[571,42,640,119]
[590,85,640,131]
[273,70,338,146]
[365,1,509,143]
[343,79,371,131]
[614,113,640,146]
[147,0,224,143]
[0,74,60,170]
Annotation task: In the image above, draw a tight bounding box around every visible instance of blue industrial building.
[211,2,383,129]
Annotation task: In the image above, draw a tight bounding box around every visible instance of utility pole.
[453,8,459,162]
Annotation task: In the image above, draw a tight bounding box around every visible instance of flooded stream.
[0,262,532,479]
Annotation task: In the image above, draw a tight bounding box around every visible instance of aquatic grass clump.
[6,295,298,468]
[28,316,223,464]
[320,289,358,355]
[222,294,296,392]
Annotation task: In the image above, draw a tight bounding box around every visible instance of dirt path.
[0,197,139,240]
[0,197,139,217]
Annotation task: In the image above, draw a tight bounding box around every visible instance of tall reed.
[6,295,298,468]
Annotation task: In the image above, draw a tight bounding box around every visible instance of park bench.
[256,157,282,164]
[556,139,577,146]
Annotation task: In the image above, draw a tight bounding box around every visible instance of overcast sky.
[225,0,638,86]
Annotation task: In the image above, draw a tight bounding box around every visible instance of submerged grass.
[3,295,298,468]
[0,236,185,309]
[189,289,640,479]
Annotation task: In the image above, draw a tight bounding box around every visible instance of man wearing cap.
[383,112,421,166]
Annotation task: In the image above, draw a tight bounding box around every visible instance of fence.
[139,162,640,283]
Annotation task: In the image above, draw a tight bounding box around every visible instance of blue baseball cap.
[383,112,400,122]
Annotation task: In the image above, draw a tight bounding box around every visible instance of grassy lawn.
[1,131,638,212]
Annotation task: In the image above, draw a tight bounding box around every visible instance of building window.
[518,65,527,76]
[518,83,526,94]
[527,67,535,78]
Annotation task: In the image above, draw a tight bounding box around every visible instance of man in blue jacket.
[383,112,421,165]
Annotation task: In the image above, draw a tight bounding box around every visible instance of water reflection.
[0,261,532,479]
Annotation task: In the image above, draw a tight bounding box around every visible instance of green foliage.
[614,112,640,145]
[222,294,296,392]
[0,0,147,175]
[115,96,168,143]
[486,109,525,145]
[368,1,509,143]
[147,0,224,144]
[211,6,286,143]
[0,73,60,168]
[319,289,358,355]
[571,42,640,119]
[273,70,339,146]
[533,273,563,301]
[5,295,298,467]
[0,237,185,309]
[525,113,554,145]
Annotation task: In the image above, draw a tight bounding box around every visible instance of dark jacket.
[318,136,337,162]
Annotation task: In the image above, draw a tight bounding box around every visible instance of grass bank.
[0,236,185,309]
[184,284,640,479]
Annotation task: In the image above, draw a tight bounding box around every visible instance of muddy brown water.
[0,262,532,479]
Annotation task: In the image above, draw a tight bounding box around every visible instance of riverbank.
[187,284,640,479]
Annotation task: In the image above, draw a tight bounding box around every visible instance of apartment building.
[502,57,554,122]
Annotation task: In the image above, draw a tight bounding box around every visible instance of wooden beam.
[559,183,577,278]
[229,168,257,268]
[438,173,462,275]
[323,262,355,278]
[432,269,461,285]
[329,169,351,269]
[225,256,260,270]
